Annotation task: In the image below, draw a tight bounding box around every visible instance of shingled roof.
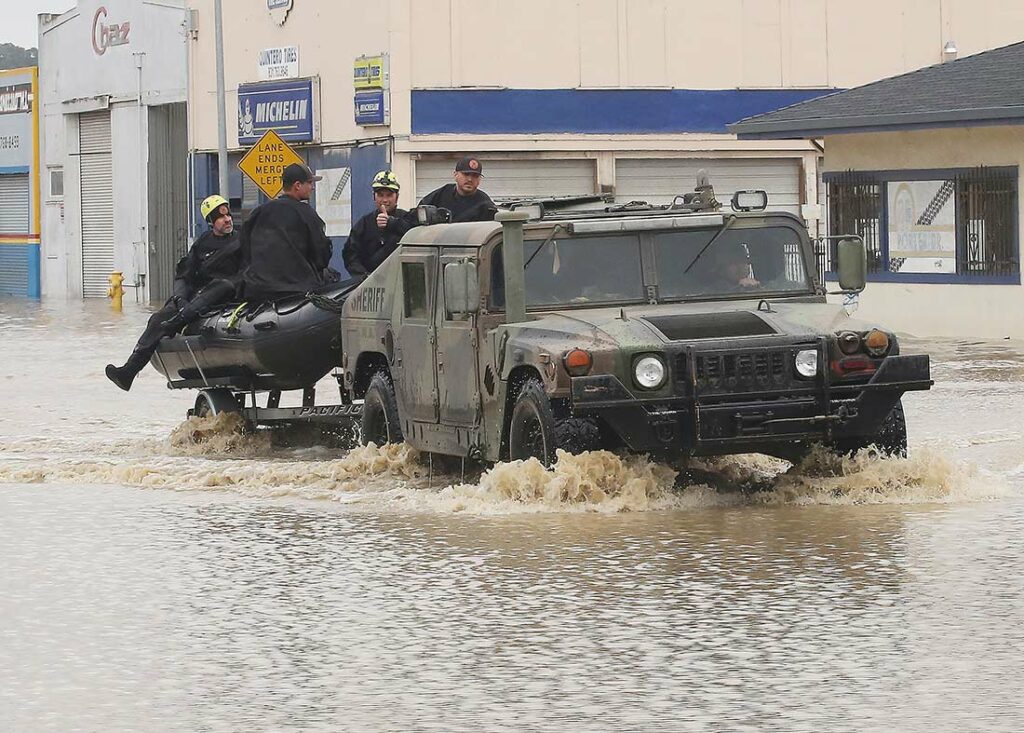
[729,41,1024,139]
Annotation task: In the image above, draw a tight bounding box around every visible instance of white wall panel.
[616,157,801,214]
[415,158,596,201]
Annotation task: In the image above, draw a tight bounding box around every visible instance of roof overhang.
[730,105,1024,139]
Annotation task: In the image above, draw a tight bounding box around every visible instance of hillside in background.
[0,43,39,70]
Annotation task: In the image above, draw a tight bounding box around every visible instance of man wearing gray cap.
[418,156,498,223]
[241,162,335,300]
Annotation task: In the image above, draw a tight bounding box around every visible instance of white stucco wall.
[826,126,1024,339]
[38,0,187,299]
[185,0,1024,153]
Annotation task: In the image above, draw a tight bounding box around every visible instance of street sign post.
[237,129,305,199]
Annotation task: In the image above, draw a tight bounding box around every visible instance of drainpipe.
[134,51,147,301]
[214,0,229,198]
[496,210,529,324]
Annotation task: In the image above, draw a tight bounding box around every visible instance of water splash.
[0,411,1012,513]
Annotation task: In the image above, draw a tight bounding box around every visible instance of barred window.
[822,167,1018,282]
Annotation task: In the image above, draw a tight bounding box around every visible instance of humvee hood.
[518,300,863,344]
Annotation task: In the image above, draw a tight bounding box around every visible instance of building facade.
[38,0,189,301]
[0,67,40,297]
[185,1,1024,278]
[732,41,1024,339]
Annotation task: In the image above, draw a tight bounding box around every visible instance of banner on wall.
[316,167,352,237]
[887,180,956,274]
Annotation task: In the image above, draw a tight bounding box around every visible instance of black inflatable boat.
[151,281,358,392]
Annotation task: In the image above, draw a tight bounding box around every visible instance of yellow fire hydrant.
[107,271,124,311]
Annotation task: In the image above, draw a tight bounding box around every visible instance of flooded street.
[2,298,1023,732]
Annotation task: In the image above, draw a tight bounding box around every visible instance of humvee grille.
[693,348,800,394]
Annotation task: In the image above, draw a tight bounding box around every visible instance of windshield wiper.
[681,215,737,275]
[524,223,566,270]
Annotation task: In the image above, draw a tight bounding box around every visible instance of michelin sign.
[237,78,316,145]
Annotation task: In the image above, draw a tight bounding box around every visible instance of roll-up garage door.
[0,174,29,232]
[80,110,114,298]
[415,158,596,201]
[615,158,802,215]
[0,174,31,295]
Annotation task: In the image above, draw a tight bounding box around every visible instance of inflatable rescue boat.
[151,281,358,392]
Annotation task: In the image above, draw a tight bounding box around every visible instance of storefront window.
[824,167,1018,283]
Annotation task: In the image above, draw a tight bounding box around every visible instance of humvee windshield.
[489,223,813,309]
[655,225,813,299]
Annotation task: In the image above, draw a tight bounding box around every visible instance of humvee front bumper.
[570,352,931,456]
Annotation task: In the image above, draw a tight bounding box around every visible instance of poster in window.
[887,180,956,273]
[315,167,352,237]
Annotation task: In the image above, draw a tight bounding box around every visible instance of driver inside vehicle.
[701,240,761,292]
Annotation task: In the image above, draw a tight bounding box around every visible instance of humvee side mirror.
[444,260,479,316]
[836,237,867,292]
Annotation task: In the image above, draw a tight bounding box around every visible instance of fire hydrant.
[107,271,124,311]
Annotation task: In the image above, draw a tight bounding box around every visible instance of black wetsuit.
[241,195,334,300]
[106,229,241,390]
[418,184,498,223]
[342,208,413,276]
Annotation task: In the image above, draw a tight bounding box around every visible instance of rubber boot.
[104,349,151,392]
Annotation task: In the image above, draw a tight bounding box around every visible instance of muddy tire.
[833,400,908,458]
[361,371,403,446]
[194,388,239,418]
[508,379,558,466]
[508,379,599,467]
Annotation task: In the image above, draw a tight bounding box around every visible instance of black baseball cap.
[454,156,483,175]
[282,163,322,187]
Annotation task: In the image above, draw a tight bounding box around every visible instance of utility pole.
[214,0,229,198]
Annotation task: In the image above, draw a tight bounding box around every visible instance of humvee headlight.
[634,355,667,389]
[794,349,819,378]
[864,329,890,357]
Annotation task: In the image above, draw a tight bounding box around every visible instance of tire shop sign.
[92,6,131,55]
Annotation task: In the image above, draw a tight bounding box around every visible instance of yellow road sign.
[237,129,305,199]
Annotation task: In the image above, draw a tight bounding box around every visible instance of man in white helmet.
[105,195,242,391]
[342,170,414,277]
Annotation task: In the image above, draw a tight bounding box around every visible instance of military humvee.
[340,183,932,466]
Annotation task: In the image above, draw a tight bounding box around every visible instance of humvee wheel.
[361,371,404,446]
[833,400,908,458]
[508,379,558,467]
[194,388,239,418]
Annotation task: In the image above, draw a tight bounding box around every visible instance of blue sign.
[238,78,314,145]
[354,89,387,126]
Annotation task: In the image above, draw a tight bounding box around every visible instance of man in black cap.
[418,156,498,223]
[343,170,414,277]
[241,162,335,301]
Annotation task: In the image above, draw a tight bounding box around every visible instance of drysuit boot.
[105,349,150,392]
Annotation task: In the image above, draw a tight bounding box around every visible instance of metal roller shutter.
[414,158,596,201]
[80,110,114,298]
[615,158,802,215]
[0,174,29,233]
[0,174,31,296]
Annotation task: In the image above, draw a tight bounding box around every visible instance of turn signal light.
[831,356,877,377]
[864,329,890,357]
[563,348,593,376]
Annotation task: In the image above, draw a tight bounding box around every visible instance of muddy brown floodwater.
[2,298,1023,732]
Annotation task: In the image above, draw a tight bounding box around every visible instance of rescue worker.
[241,162,334,301]
[418,156,498,223]
[343,170,413,277]
[105,194,241,391]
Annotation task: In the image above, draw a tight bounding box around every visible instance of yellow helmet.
[371,170,400,191]
[200,194,230,222]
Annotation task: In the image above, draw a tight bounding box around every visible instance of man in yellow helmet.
[342,170,414,277]
[105,194,242,391]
